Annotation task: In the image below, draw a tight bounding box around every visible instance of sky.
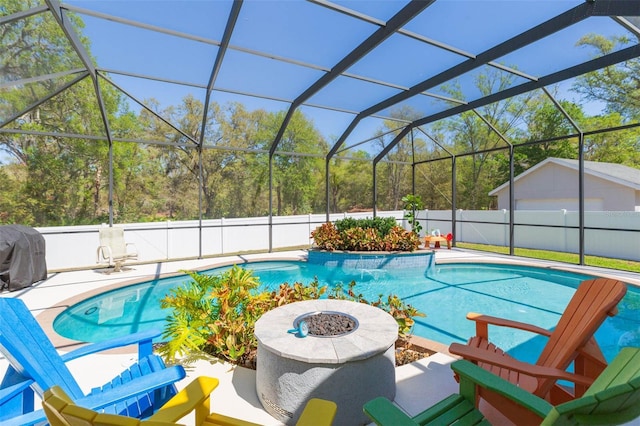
[14,1,640,151]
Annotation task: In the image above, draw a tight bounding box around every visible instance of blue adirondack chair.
[0,297,186,426]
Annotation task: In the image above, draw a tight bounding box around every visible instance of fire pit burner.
[294,311,358,337]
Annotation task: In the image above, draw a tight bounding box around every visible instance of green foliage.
[3,16,638,226]
[160,266,425,368]
[310,222,343,251]
[329,281,425,338]
[574,34,640,120]
[160,265,267,364]
[402,194,424,234]
[311,220,420,252]
[334,216,397,236]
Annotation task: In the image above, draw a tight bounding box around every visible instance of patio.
[2,2,640,423]
[2,248,639,425]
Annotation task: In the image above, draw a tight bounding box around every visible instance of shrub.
[311,218,420,252]
[334,216,397,237]
[310,222,343,251]
[383,226,421,251]
[159,265,270,365]
[160,267,425,368]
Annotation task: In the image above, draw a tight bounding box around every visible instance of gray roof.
[555,158,640,188]
[489,157,640,195]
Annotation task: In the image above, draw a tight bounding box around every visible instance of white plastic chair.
[96,225,138,271]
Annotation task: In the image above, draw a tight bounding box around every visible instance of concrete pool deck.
[1,248,639,425]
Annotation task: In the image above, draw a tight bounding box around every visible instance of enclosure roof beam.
[101,73,199,145]
[473,110,513,148]
[542,87,582,134]
[330,0,599,160]
[199,0,243,147]
[415,127,454,158]
[375,42,640,164]
[268,0,434,156]
[0,72,89,129]
[612,16,640,40]
[45,0,115,149]
[0,4,49,25]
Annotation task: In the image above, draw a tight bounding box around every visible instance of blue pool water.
[53,261,640,363]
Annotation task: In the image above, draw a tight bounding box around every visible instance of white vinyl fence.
[417,209,640,262]
[38,211,404,271]
[36,209,640,271]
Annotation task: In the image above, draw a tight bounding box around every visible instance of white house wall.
[495,163,637,211]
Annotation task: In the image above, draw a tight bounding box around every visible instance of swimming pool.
[53,261,640,363]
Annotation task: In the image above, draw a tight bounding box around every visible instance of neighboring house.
[489,158,640,211]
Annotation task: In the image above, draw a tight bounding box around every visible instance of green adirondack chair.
[364,346,640,426]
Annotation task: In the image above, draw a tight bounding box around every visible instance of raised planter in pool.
[307,249,434,270]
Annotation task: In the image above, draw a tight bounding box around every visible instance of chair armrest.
[149,376,219,424]
[60,328,161,361]
[2,367,185,426]
[0,379,34,407]
[96,245,113,262]
[1,408,48,426]
[297,398,338,426]
[363,396,419,426]
[466,312,552,338]
[449,344,595,387]
[452,360,553,419]
[73,365,186,411]
[0,379,35,412]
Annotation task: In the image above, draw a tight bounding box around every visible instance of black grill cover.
[0,225,47,291]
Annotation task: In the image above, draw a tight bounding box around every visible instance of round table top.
[254,299,398,364]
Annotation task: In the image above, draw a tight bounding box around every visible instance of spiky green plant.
[160,265,268,364]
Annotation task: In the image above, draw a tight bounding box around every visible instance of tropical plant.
[160,265,270,365]
[310,222,343,251]
[401,194,424,234]
[160,266,425,369]
[311,218,420,252]
[329,281,425,338]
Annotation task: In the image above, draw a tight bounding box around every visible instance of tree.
[573,34,640,120]
[583,113,640,166]
[375,106,424,210]
[258,110,327,216]
[434,68,535,209]
[327,152,372,213]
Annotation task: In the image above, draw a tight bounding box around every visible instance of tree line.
[1,3,638,226]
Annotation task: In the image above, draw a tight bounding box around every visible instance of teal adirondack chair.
[364,346,640,425]
[0,297,186,426]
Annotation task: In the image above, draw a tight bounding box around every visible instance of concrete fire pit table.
[255,299,398,425]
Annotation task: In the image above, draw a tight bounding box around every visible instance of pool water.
[53,261,640,363]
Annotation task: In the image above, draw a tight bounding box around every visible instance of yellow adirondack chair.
[42,376,336,426]
[448,277,627,424]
